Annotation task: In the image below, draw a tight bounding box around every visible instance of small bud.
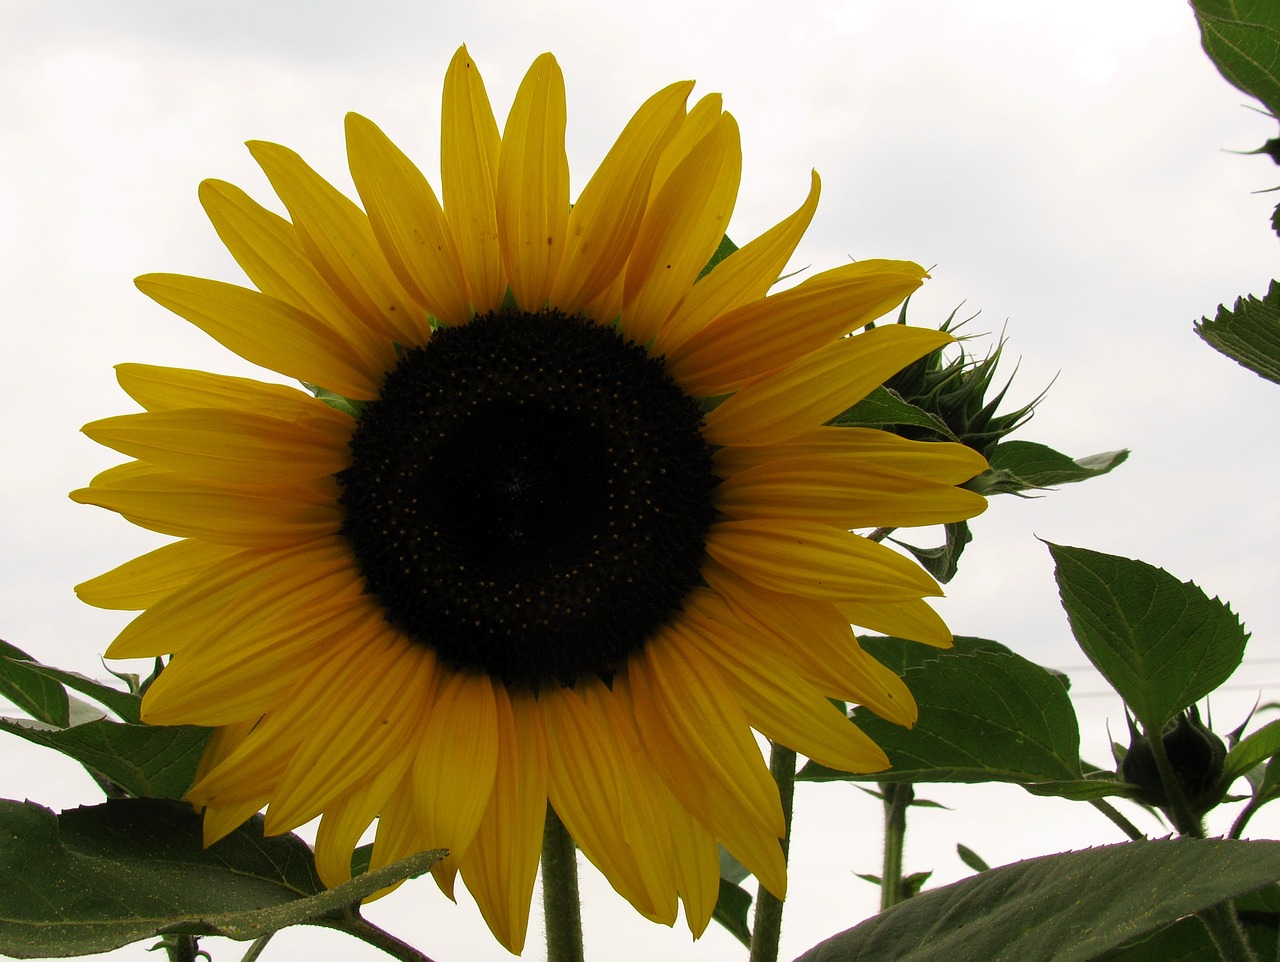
[1120,706,1227,816]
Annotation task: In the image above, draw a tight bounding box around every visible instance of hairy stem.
[749,743,797,962]
[543,804,585,962]
[879,782,914,910]
[1087,798,1145,840]
[1197,901,1260,962]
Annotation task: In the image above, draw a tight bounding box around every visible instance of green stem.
[879,781,913,911]
[542,804,585,962]
[749,742,797,962]
[165,936,202,962]
[1229,796,1265,840]
[1087,798,1145,840]
[321,908,439,962]
[240,934,274,962]
[1197,901,1260,962]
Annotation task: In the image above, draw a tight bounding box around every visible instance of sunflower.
[72,46,987,953]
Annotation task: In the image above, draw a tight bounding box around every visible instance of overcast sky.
[4,2,1280,960]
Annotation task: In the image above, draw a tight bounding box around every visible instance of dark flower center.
[338,310,718,688]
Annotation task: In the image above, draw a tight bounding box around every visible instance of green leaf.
[1195,280,1280,386]
[0,718,209,798]
[972,441,1129,495]
[797,637,1120,798]
[1223,717,1280,783]
[890,522,971,584]
[21,662,142,724]
[1048,543,1249,733]
[1192,4,1280,117]
[1090,913,1278,962]
[831,386,957,437]
[711,879,753,949]
[790,838,1280,962]
[0,640,69,727]
[0,798,443,958]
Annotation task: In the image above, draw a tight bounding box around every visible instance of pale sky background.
[3,2,1280,960]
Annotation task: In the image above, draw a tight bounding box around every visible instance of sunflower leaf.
[1195,280,1280,386]
[17,662,142,724]
[711,878,754,949]
[970,441,1128,496]
[790,838,1280,962]
[798,637,1120,798]
[1048,543,1249,734]
[0,640,69,728]
[1192,2,1280,118]
[0,798,442,958]
[0,717,209,799]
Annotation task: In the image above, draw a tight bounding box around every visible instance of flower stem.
[1197,901,1260,962]
[1087,798,1145,840]
[879,781,913,911]
[543,804,585,962]
[749,742,797,962]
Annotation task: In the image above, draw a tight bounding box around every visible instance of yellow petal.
[75,539,240,610]
[134,274,385,400]
[540,684,677,924]
[650,94,723,199]
[247,140,428,344]
[314,759,412,887]
[412,669,501,895]
[265,640,433,834]
[836,598,955,649]
[441,45,505,313]
[107,538,361,660]
[113,363,325,415]
[82,407,352,484]
[549,80,693,313]
[496,53,569,310]
[701,561,920,724]
[458,687,547,955]
[666,259,928,395]
[654,170,821,356]
[198,178,400,366]
[71,469,340,548]
[344,112,472,326]
[714,457,987,527]
[622,113,741,346]
[625,647,788,899]
[706,519,940,602]
[714,426,988,486]
[138,596,377,728]
[683,599,892,771]
[703,325,952,447]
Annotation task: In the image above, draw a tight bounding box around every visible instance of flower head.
[72,46,987,952]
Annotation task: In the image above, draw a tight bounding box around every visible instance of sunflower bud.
[1120,706,1227,816]
[877,313,1039,460]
